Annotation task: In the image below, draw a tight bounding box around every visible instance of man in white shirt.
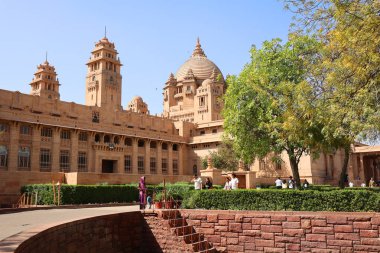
[192,174,202,190]
[230,173,239,190]
[275,177,283,189]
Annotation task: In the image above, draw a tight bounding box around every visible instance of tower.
[29,59,60,100]
[85,35,122,110]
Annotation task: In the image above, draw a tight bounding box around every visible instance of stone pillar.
[359,154,365,180]
[132,138,138,174]
[31,125,41,172]
[70,130,78,172]
[145,140,151,174]
[157,141,162,174]
[168,143,173,175]
[179,144,184,175]
[8,122,19,171]
[88,132,95,173]
[51,127,61,172]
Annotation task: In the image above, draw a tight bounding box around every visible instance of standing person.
[275,177,283,189]
[224,177,231,190]
[205,177,213,190]
[230,173,239,190]
[369,177,375,188]
[138,176,146,210]
[288,176,295,189]
[191,174,202,190]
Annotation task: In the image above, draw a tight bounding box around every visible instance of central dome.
[175,39,224,82]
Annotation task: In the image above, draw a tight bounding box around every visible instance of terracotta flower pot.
[155,201,162,209]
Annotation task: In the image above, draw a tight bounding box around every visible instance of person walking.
[230,173,239,190]
[192,174,203,190]
[138,176,147,210]
[275,177,283,189]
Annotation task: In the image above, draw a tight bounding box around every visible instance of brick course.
[180,210,380,253]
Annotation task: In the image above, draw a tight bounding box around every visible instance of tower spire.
[104,26,107,38]
[192,37,206,58]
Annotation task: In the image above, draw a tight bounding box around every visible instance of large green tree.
[223,35,322,187]
[285,0,380,187]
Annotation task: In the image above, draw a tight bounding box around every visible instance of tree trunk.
[287,148,301,188]
[338,145,351,189]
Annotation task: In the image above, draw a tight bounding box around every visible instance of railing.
[15,192,38,208]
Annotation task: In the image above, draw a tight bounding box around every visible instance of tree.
[223,35,322,187]
[201,140,240,171]
[285,0,380,187]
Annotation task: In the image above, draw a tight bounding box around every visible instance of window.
[114,136,120,144]
[60,130,71,140]
[200,130,205,135]
[173,159,178,175]
[79,132,88,141]
[162,143,168,150]
[41,127,52,137]
[92,111,99,123]
[173,144,178,151]
[150,141,157,149]
[138,156,144,174]
[124,155,132,173]
[20,125,32,135]
[138,140,145,147]
[0,146,8,168]
[78,152,87,172]
[59,150,70,172]
[125,138,132,146]
[212,129,217,134]
[18,147,30,169]
[150,157,156,174]
[0,123,8,133]
[162,158,168,175]
[40,149,51,170]
[199,96,205,106]
[104,135,110,143]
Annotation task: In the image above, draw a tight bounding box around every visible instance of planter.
[164,201,174,209]
[155,201,163,209]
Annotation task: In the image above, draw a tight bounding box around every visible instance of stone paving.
[0,205,139,242]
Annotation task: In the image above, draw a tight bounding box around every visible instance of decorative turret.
[85,33,122,110]
[192,37,206,58]
[127,96,149,114]
[30,58,60,100]
[165,73,177,86]
[184,69,196,81]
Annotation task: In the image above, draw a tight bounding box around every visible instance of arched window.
[124,138,132,146]
[138,139,145,147]
[95,134,100,143]
[0,145,8,167]
[173,144,178,151]
[162,142,168,150]
[114,136,120,144]
[150,141,157,149]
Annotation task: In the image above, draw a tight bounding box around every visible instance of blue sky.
[0,0,292,115]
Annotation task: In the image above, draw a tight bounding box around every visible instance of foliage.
[182,189,380,212]
[223,35,322,186]
[201,140,239,171]
[284,0,380,187]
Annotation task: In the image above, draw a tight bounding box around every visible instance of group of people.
[348,177,377,188]
[275,176,309,189]
[191,173,239,190]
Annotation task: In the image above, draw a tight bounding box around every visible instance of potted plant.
[154,192,163,209]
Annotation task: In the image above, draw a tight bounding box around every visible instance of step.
[198,247,217,253]
[172,225,195,236]
[192,240,212,252]
[161,210,181,220]
[168,217,188,228]
[179,232,203,244]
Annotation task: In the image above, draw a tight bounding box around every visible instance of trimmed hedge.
[181,189,380,212]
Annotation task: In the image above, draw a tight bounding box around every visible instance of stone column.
[179,144,184,175]
[31,125,41,172]
[88,132,95,173]
[157,141,162,174]
[132,138,138,174]
[145,140,151,174]
[168,143,173,175]
[359,153,365,180]
[70,130,78,172]
[51,127,61,172]
[8,122,19,171]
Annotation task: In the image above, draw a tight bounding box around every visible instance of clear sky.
[0,0,292,115]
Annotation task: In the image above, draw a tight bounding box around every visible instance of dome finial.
[192,37,206,58]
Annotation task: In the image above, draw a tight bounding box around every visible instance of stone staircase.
[160,210,217,253]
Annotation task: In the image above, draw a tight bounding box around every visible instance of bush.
[182,189,380,212]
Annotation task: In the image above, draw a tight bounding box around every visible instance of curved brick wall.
[2,211,191,253]
[180,210,380,253]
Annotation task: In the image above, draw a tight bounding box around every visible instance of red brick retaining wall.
[179,210,380,253]
[0,211,191,253]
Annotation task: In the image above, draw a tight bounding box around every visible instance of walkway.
[0,205,139,242]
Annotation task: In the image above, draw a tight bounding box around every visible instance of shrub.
[182,189,380,212]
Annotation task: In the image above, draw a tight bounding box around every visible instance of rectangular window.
[59,150,70,172]
[78,132,88,141]
[18,147,30,169]
[124,155,132,173]
[0,123,8,133]
[41,127,53,137]
[150,157,156,174]
[162,158,168,175]
[60,130,71,140]
[20,125,32,135]
[78,152,87,172]
[40,149,51,171]
[173,159,178,175]
[138,156,144,174]
[0,145,8,167]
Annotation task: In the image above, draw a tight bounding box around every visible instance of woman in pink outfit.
[138,176,146,210]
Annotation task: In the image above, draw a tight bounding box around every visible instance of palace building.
[0,36,379,205]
